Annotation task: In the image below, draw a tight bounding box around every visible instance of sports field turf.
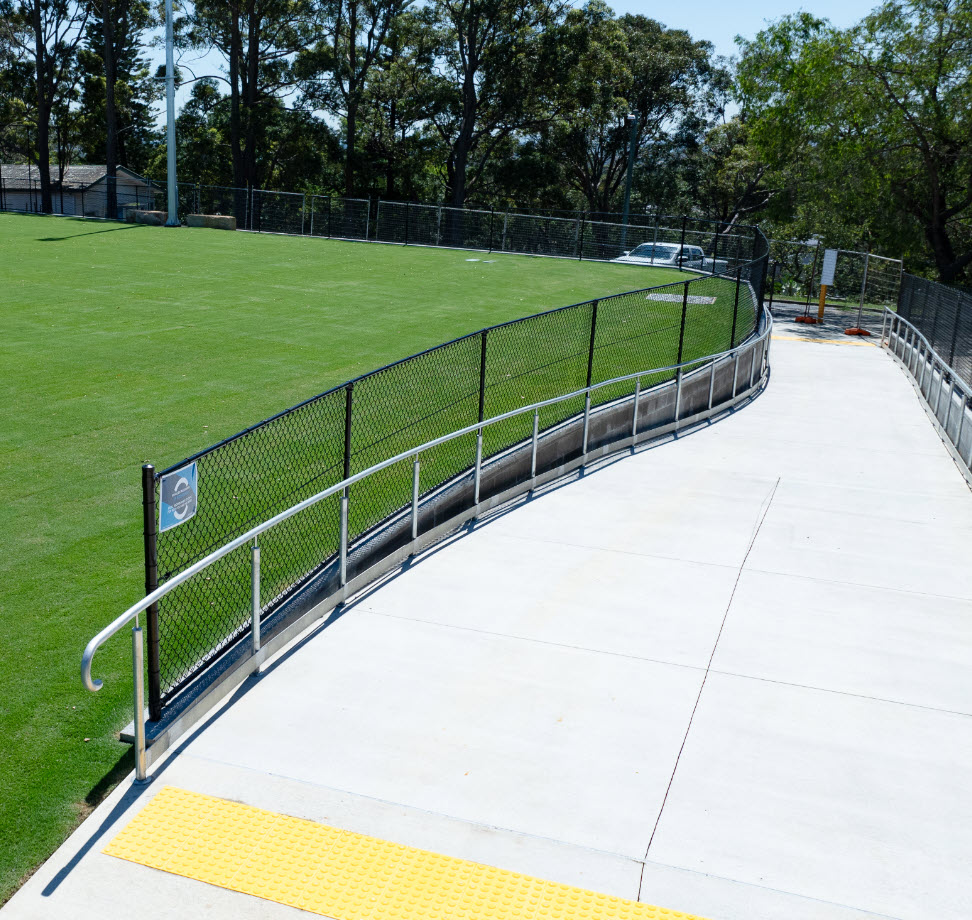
[0,213,693,901]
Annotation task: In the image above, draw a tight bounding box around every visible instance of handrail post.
[880,307,889,344]
[732,351,740,398]
[944,380,956,436]
[730,268,741,348]
[251,538,261,654]
[632,377,641,437]
[132,626,148,783]
[474,430,483,505]
[141,464,161,722]
[341,383,352,586]
[749,343,757,389]
[530,410,539,483]
[956,392,967,455]
[935,363,945,419]
[411,457,420,541]
[583,300,599,457]
[708,361,716,410]
[674,282,689,428]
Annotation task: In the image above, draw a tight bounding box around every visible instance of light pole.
[620,113,639,252]
[164,0,179,226]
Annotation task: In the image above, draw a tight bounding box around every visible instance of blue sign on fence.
[159,462,198,533]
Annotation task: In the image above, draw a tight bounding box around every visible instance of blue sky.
[609,0,882,58]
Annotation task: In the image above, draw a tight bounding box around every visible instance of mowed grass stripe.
[0,212,685,902]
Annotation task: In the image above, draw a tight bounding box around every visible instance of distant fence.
[897,274,972,387]
[144,238,768,717]
[766,240,902,322]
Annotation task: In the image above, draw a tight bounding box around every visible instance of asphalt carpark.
[4,322,971,920]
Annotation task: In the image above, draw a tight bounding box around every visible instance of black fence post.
[587,300,599,388]
[328,197,333,238]
[677,282,689,367]
[404,201,410,246]
[478,330,488,422]
[731,268,741,348]
[578,214,585,261]
[679,217,687,269]
[142,464,162,722]
[488,207,494,253]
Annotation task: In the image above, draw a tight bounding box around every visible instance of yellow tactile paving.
[104,787,710,920]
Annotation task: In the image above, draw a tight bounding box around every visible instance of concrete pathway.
[6,328,972,920]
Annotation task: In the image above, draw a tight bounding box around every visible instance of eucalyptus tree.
[738,0,972,282]
[0,0,89,211]
[297,0,413,196]
[542,2,719,215]
[184,0,313,193]
[426,0,565,207]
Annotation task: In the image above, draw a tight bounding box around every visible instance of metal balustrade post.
[732,352,740,398]
[675,282,689,428]
[251,539,261,653]
[880,308,889,344]
[919,345,928,394]
[141,464,161,722]
[730,269,741,348]
[944,381,956,437]
[339,493,348,586]
[632,378,641,436]
[474,431,483,504]
[530,411,539,482]
[708,362,716,410]
[341,382,352,586]
[132,626,147,783]
[584,300,599,457]
[956,393,967,457]
[411,458,420,541]
[749,345,757,389]
[934,362,944,418]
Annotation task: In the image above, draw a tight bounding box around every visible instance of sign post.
[818,248,838,323]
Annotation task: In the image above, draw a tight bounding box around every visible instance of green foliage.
[737,0,972,282]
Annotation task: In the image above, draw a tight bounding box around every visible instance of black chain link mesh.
[133,215,769,708]
[899,274,972,387]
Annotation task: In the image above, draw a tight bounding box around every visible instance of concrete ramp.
[6,332,972,920]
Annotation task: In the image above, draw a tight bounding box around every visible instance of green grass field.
[0,212,699,901]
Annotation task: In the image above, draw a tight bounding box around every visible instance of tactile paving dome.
[105,786,710,920]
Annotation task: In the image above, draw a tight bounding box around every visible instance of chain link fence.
[148,242,767,712]
[897,274,972,387]
[0,172,161,220]
[374,200,758,268]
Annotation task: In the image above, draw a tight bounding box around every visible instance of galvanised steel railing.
[882,308,972,474]
[82,306,773,784]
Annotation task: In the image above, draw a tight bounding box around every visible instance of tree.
[737,1,972,282]
[77,0,158,175]
[427,0,564,207]
[298,0,411,196]
[541,2,720,215]
[185,0,311,197]
[0,0,89,211]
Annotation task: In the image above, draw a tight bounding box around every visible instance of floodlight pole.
[164,0,179,226]
[620,113,639,252]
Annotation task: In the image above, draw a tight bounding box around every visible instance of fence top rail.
[82,303,771,695]
[886,307,972,399]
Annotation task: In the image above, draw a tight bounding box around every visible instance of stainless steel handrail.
[881,307,972,465]
[83,306,772,781]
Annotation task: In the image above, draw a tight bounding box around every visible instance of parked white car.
[612,242,728,274]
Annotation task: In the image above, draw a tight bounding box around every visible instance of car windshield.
[629,244,678,258]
